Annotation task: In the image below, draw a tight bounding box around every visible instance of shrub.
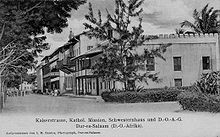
[197,71,220,94]
[177,86,220,112]
[177,71,220,113]
[101,88,184,103]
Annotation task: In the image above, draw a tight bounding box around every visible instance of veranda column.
[85,78,87,95]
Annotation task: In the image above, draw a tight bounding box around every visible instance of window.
[75,60,78,71]
[80,59,83,70]
[100,82,103,89]
[87,46,93,51]
[104,81,107,89]
[174,79,182,87]
[173,57,181,71]
[72,60,76,71]
[83,58,91,69]
[78,47,81,54]
[108,81,111,89]
[202,56,210,70]
[90,81,92,90]
[113,81,116,89]
[93,82,95,89]
[108,29,113,38]
[146,57,155,71]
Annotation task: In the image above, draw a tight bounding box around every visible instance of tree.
[0,0,86,78]
[0,0,86,109]
[24,73,37,84]
[181,4,218,33]
[175,28,185,35]
[84,0,170,90]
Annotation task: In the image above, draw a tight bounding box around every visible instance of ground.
[0,94,220,137]
[2,94,181,114]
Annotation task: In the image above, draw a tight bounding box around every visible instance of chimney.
[69,28,74,40]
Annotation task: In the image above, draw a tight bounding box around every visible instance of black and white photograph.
[0,0,220,137]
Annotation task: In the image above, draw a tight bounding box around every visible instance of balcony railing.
[51,67,59,72]
[75,58,91,71]
[43,72,59,78]
[57,56,74,68]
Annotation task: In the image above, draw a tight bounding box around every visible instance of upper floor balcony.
[42,63,59,78]
[51,67,59,72]
[57,56,74,67]
[43,72,60,79]
[57,56,75,74]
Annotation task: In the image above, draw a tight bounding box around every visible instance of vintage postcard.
[0,0,220,137]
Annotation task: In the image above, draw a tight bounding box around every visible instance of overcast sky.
[41,0,220,59]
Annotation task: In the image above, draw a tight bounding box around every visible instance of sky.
[40,0,220,59]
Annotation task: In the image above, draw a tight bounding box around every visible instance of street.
[2,94,181,114]
[1,94,220,137]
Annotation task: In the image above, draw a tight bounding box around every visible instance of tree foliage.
[0,0,86,88]
[181,4,218,33]
[84,0,170,90]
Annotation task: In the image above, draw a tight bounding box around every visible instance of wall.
[135,33,219,88]
[36,65,43,92]
[59,70,65,93]
[65,73,73,91]
[79,35,100,55]
[71,32,220,93]
[19,81,33,91]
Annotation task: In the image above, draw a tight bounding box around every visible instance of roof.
[41,55,49,61]
[59,66,74,74]
[68,32,84,42]
[41,35,80,61]
[68,30,93,43]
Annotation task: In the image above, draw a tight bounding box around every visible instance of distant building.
[19,81,33,92]
[36,64,43,92]
[40,31,79,94]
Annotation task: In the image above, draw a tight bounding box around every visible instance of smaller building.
[19,81,33,92]
[36,63,43,92]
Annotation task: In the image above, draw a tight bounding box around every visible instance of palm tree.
[181,4,218,33]
[175,28,185,35]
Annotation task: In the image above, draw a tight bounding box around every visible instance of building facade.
[70,33,220,94]
[69,33,106,95]
[39,32,78,94]
[137,33,220,88]
[38,30,220,96]
[19,81,33,92]
[39,31,113,95]
[36,63,43,92]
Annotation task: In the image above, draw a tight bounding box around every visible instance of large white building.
[139,33,220,88]
[66,32,220,95]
